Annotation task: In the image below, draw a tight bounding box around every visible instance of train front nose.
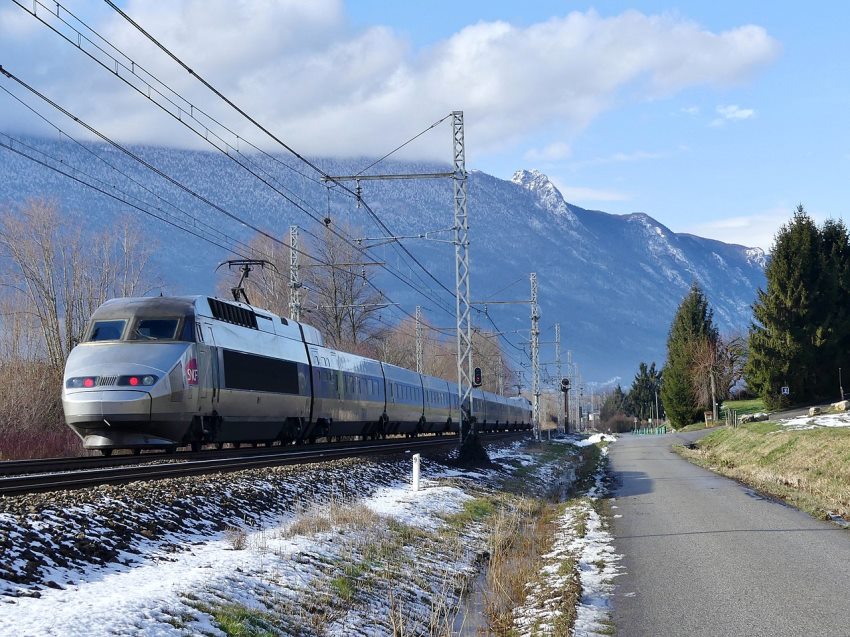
[63,388,168,450]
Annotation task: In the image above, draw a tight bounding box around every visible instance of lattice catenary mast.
[452,111,475,445]
[530,272,540,440]
[415,305,423,374]
[555,322,563,434]
[289,225,301,322]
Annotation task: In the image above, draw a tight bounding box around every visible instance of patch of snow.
[553,433,617,448]
[776,412,850,430]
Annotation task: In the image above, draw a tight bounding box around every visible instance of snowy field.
[0,435,619,636]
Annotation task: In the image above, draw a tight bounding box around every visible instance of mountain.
[0,138,766,384]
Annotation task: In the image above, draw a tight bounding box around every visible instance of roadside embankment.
[677,422,850,523]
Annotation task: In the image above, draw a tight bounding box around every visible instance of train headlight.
[117,375,158,387]
[66,377,98,389]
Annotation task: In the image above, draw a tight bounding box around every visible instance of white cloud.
[681,106,700,115]
[0,3,780,159]
[711,104,756,126]
[685,207,798,250]
[524,141,571,162]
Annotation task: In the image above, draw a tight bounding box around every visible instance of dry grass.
[284,501,381,537]
[678,423,850,520]
[485,497,553,634]
[224,525,248,551]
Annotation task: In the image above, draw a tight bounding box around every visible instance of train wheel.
[233,442,241,449]
[215,442,224,450]
[190,441,202,452]
[100,449,113,457]
[165,446,177,454]
[132,448,141,456]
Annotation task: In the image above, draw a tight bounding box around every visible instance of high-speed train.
[62,296,532,454]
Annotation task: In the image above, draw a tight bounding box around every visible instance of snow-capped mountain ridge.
[0,138,766,381]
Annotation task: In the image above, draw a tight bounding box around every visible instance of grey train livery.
[62,296,532,454]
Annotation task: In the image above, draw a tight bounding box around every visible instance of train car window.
[222,349,299,394]
[280,317,289,326]
[88,320,126,341]
[130,318,179,341]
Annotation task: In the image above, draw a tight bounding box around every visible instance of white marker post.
[412,453,421,492]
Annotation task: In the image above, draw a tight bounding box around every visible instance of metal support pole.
[415,305,423,374]
[530,272,540,441]
[555,323,563,435]
[452,111,474,446]
[289,225,301,322]
[567,351,574,431]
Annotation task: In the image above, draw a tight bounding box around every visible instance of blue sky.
[349,1,850,250]
[1,1,847,250]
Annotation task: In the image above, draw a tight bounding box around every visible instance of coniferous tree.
[600,384,628,422]
[747,207,850,407]
[661,283,717,428]
[626,362,662,421]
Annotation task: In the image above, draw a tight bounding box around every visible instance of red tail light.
[83,378,95,388]
[128,376,140,386]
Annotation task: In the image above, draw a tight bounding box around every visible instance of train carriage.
[382,362,425,434]
[421,376,457,433]
[308,345,385,439]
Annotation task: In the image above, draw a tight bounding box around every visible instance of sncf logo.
[186,358,199,386]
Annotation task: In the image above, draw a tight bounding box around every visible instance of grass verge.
[677,423,850,521]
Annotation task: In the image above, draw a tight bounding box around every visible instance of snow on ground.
[553,433,617,447]
[513,446,621,637]
[776,412,850,430]
[0,437,614,635]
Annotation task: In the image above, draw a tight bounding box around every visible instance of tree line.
[607,204,847,429]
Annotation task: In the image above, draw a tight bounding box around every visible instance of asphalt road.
[609,430,850,637]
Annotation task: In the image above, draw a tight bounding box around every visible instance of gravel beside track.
[0,433,524,496]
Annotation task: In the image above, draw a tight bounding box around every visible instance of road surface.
[609,431,850,637]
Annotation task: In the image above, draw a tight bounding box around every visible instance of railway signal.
[473,367,482,387]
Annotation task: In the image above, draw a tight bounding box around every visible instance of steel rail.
[0,434,471,477]
[0,432,526,496]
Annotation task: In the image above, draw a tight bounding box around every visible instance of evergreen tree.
[818,219,850,395]
[746,207,850,407]
[600,384,628,422]
[661,283,717,428]
[627,362,662,421]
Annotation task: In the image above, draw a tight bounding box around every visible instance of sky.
[0,1,847,250]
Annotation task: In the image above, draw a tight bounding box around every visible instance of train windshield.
[88,320,126,341]
[130,318,180,341]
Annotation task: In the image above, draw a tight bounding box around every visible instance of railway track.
[0,432,526,496]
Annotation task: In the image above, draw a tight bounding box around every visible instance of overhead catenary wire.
[9,1,458,319]
[0,84,259,261]
[0,136,248,258]
[14,0,530,371]
[98,0,461,305]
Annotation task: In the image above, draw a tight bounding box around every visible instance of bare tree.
[0,200,159,451]
[305,224,385,349]
[0,200,158,372]
[690,333,747,417]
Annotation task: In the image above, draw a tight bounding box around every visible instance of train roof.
[90,296,324,346]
